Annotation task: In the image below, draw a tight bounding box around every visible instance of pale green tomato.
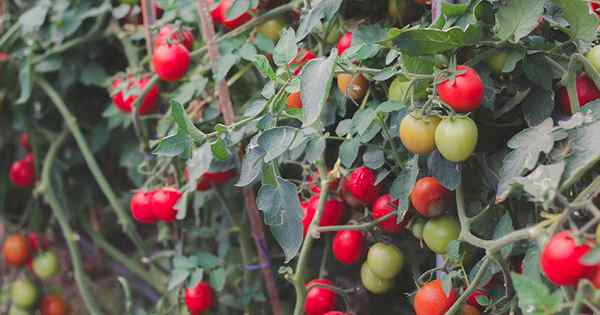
[366,242,404,279]
[434,116,478,162]
[361,263,393,294]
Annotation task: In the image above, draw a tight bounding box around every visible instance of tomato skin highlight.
[9,155,36,188]
[336,73,368,101]
[413,279,457,315]
[336,32,352,56]
[370,194,411,233]
[304,279,337,315]
[434,116,478,162]
[343,167,381,205]
[41,294,69,315]
[154,25,194,50]
[151,188,182,222]
[111,76,160,115]
[399,113,441,155]
[437,65,484,112]
[558,74,600,114]
[540,231,593,286]
[422,215,460,254]
[3,234,31,267]
[361,262,393,294]
[287,91,303,109]
[302,195,346,235]
[332,230,366,265]
[152,44,190,82]
[130,190,158,224]
[410,177,451,217]
[185,281,216,314]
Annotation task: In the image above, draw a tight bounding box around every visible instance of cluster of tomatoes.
[2,233,67,315]
[8,134,36,189]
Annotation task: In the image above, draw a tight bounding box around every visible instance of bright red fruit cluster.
[185,281,216,315]
[9,154,35,189]
[342,166,381,205]
[111,75,160,115]
[302,195,346,235]
[210,0,254,29]
[152,25,192,82]
[130,188,182,224]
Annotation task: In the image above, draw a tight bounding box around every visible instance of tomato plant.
[360,262,393,294]
[111,76,160,115]
[366,242,404,279]
[336,73,368,101]
[558,74,600,114]
[371,194,411,233]
[343,167,381,205]
[9,154,35,188]
[304,279,337,315]
[130,190,158,224]
[150,188,181,222]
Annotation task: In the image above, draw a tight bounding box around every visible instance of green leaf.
[561,119,600,189]
[393,25,481,56]
[428,150,461,191]
[377,101,405,113]
[174,77,208,105]
[353,108,377,135]
[522,54,553,91]
[167,269,190,291]
[211,138,231,161]
[340,137,360,168]
[446,240,462,265]
[515,162,565,209]
[236,144,266,187]
[522,87,554,127]
[493,213,514,258]
[273,28,297,67]
[34,56,62,73]
[257,127,298,162]
[214,54,239,82]
[209,268,227,291]
[551,0,600,43]
[152,132,190,157]
[16,58,32,104]
[304,136,325,163]
[300,52,336,127]
[512,272,562,315]
[170,100,206,141]
[391,155,419,220]
[582,247,600,265]
[225,0,254,20]
[251,54,277,81]
[522,242,542,283]
[495,0,544,43]
[19,0,50,33]
[363,148,385,169]
[190,252,221,269]
[442,3,469,17]
[296,0,343,41]
[335,119,353,136]
[80,62,108,86]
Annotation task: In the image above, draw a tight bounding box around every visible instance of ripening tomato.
[366,243,404,279]
[3,234,30,266]
[19,133,31,151]
[212,0,253,29]
[111,76,160,115]
[413,280,457,315]
[337,73,368,101]
[558,74,600,114]
[434,116,478,162]
[343,167,381,205]
[11,279,38,309]
[540,231,593,286]
[399,112,441,155]
[304,279,337,315]
[371,194,411,234]
[422,215,460,254]
[32,251,60,279]
[152,44,190,82]
[587,46,600,72]
[130,190,158,224]
[337,32,352,56]
[467,289,487,309]
[256,18,287,41]
[289,49,316,76]
[287,91,303,109]
[185,281,215,314]
[410,177,451,217]
[361,262,393,294]
[302,195,346,235]
[154,25,194,50]
[151,188,181,222]
[332,230,366,265]
[9,155,35,188]
[41,295,69,315]
[437,65,484,112]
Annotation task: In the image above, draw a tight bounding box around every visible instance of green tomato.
[11,279,38,309]
[360,263,393,294]
[32,251,60,279]
[8,306,31,315]
[422,215,460,255]
[256,18,287,42]
[388,76,427,103]
[410,217,426,240]
[586,46,600,73]
[366,243,404,279]
[486,51,508,74]
[434,116,478,162]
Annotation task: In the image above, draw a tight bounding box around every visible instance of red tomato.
[437,65,484,112]
[304,279,337,315]
[287,92,303,109]
[540,231,593,286]
[592,1,600,19]
[302,195,346,235]
[19,133,31,151]
[212,0,253,29]
[27,233,49,253]
[306,170,339,194]
[41,294,69,315]
[185,281,215,314]
[152,44,190,82]
[130,190,158,224]
[121,2,163,25]
[290,49,317,76]
[337,32,353,56]
[414,279,457,315]
[332,230,366,265]
[3,234,30,267]
[9,155,35,188]
[196,170,237,191]
[111,76,160,115]
[371,194,411,234]
[467,289,487,309]
[587,265,600,288]
[323,312,348,315]
[154,25,194,50]
[410,177,451,217]
[150,188,181,222]
[558,74,600,114]
[343,167,381,205]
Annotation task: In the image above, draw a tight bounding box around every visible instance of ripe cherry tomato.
[287,92,303,109]
[462,304,481,315]
[332,230,365,265]
[437,65,484,112]
[306,170,339,194]
[19,133,31,151]
[3,234,30,266]
[9,155,35,188]
[540,231,593,286]
[361,262,393,294]
[11,279,38,309]
[302,195,346,235]
[337,32,352,56]
[371,194,411,234]
[434,116,478,162]
[151,188,181,222]
[154,25,194,50]
[304,279,337,315]
[32,251,60,279]
[41,294,69,315]
[587,265,600,289]
[289,49,316,76]
[422,215,460,254]
[591,1,600,19]
[197,170,237,191]
[212,0,253,29]
[111,76,160,115]
[152,44,190,82]
[410,177,451,217]
[130,190,158,224]
[185,281,215,314]
[337,73,368,101]
[27,233,48,253]
[467,289,487,309]
[558,74,600,114]
[256,18,287,41]
[587,45,600,72]
[399,112,441,155]
[414,279,457,315]
[366,243,404,279]
[486,51,508,74]
[343,167,381,205]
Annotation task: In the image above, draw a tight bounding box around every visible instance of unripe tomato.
[213,0,253,29]
[588,46,600,72]
[596,224,600,244]
[302,195,346,235]
[462,304,481,315]
[9,156,36,188]
[154,25,194,50]
[290,49,316,76]
[9,306,31,315]
[152,44,190,82]
[185,281,215,314]
[361,262,393,294]
[410,177,451,217]
[388,76,426,102]
[41,295,69,315]
[486,51,508,74]
[32,251,60,279]
[337,73,368,101]
[422,215,460,254]
[287,91,303,109]
[558,74,600,115]
[3,234,30,266]
[366,242,404,279]
[130,190,157,224]
[437,65,484,112]
[343,167,381,205]
[370,194,411,234]
[11,279,38,309]
[256,18,286,41]
[414,279,457,315]
[434,116,478,162]
[304,279,337,315]
[336,32,352,56]
[540,231,593,286]
[19,133,31,151]
[399,113,441,155]
[332,230,365,265]
[151,188,181,222]
[111,76,160,115]
[410,217,426,239]
[467,289,487,309]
